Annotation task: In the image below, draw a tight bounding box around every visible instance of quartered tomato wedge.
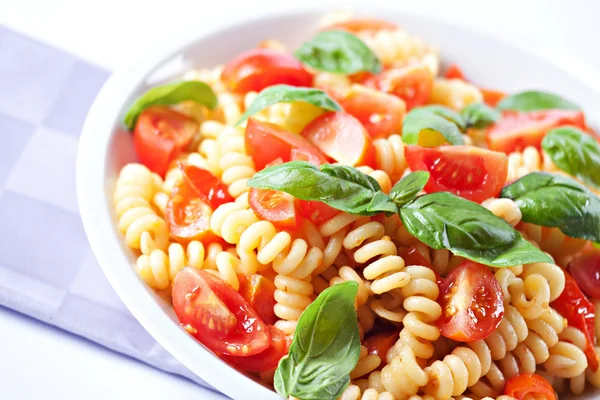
[179,163,233,208]
[237,274,277,325]
[134,106,198,176]
[301,111,373,166]
[551,273,599,371]
[245,118,328,171]
[221,49,312,94]
[331,84,406,138]
[165,176,218,243]
[444,64,466,80]
[486,109,586,154]
[173,268,270,356]
[322,18,397,33]
[505,374,556,400]
[364,64,434,110]
[405,145,508,203]
[222,325,290,372]
[569,251,600,299]
[437,260,504,342]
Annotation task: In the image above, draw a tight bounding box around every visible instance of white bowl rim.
[76,5,600,400]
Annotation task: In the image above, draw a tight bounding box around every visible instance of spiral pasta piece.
[519,223,588,266]
[550,327,589,394]
[494,268,550,320]
[587,346,600,388]
[506,146,556,181]
[481,305,528,361]
[429,78,483,110]
[357,166,393,194]
[372,134,407,182]
[351,346,382,380]
[481,198,522,227]
[215,125,256,198]
[380,345,429,399]
[545,332,588,378]
[136,241,205,289]
[339,385,395,400]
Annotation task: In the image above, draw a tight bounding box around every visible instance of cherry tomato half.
[322,18,397,33]
[569,251,600,299]
[504,373,557,400]
[134,106,198,176]
[222,325,290,372]
[179,163,233,209]
[405,145,508,204]
[551,273,599,371]
[364,64,434,110]
[486,110,586,154]
[444,64,466,80]
[221,49,312,94]
[173,268,270,356]
[237,274,277,325]
[437,260,504,342]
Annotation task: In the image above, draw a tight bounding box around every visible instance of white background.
[1,0,599,399]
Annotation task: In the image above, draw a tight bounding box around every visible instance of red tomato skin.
[237,274,277,325]
[363,330,400,360]
[398,246,442,286]
[405,145,508,204]
[551,273,599,371]
[249,187,298,229]
[221,49,312,94]
[481,88,506,107]
[437,260,504,342]
[364,65,434,110]
[322,18,397,33]
[222,325,290,372]
[504,373,557,400]
[133,106,198,176]
[444,64,466,80]
[486,110,586,154]
[245,118,327,171]
[569,251,600,299]
[172,268,270,356]
[179,163,233,209]
[298,200,339,225]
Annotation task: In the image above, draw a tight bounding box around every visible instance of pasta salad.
[113,11,600,400]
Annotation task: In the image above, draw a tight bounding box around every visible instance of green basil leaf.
[389,171,430,208]
[123,81,217,130]
[294,30,382,74]
[412,105,466,130]
[274,281,360,400]
[497,90,581,112]
[400,192,553,267]
[247,161,396,216]
[236,85,342,126]
[542,126,600,190]
[402,108,465,146]
[461,102,501,129]
[501,172,600,242]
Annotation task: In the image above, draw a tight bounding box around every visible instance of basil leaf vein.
[236,85,342,126]
[389,171,429,208]
[123,80,217,130]
[460,102,501,129]
[496,90,581,112]
[294,30,382,74]
[274,281,360,400]
[402,107,465,146]
[542,126,600,190]
[400,192,553,267]
[501,172,600,242]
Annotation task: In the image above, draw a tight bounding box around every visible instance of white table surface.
[0,0,599,399]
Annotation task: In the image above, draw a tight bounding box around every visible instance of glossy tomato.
[481,88,506,107]
[245,118,327,171]
[569,251,600,299]
[301,111,373,166]
[249,186,298,229]
[179,163,233,208]
[551,273,599,371]
[438,260,504,342]
[398,246,442,286]
[363,330,400,360]
[298,200,339,225]
[331,84,406,138]
[444,64,466,80]
[134,106,198,176]
[405,145,508,203]
[221,49,312,94]
[504,373,557,400]
[364,64,434,110]
[222,325,290,372]
[486,110,586,154]
[173,268,270,356]
[237,274,277,325]
[322,18,397,33]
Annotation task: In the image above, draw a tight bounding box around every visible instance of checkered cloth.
[0,26,218,392]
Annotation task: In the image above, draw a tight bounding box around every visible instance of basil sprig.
[402,106,465,146]
[497,90,581,112]
[274,281,360,400]
[247,161,397,215]
[389,171,429,208]
[460,102,501,129]
[501,172,600,243]
[542,127,600,190]
[295,30,382,74]
[123,81,217,130]
[236,85,341,126]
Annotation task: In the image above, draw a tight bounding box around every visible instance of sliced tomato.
[551,273,599,371]
[133,106,198,176]
[481,88,506,107]
[237,274,277,325]
[322,18,397,33]
[505,374,556,400]
[363,330,400,359]
[364,64,434,110]
[331,84,406,138]
[399,246,442,286]
[245,118,327,171]
[290,147,328,166]
[444,64,466,80]
[301,111,372,166]
[221,49,312,94]
[298,200,339,225]
[165,177,218,243]
[438,260,504,342]
[405,145,508,203]
[569,251,600,299]
[486,110,586,154]
[173,268,270,356]
[222,325,290,372]
[179,163,233,209]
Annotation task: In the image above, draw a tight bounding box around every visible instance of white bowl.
[77,6,600,400]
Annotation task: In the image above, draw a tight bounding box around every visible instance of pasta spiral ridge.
[372,134,407,183]
[544,326,588,379]
[214,125,256,199]
[430,78,483,111]
[379,345,429,399]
